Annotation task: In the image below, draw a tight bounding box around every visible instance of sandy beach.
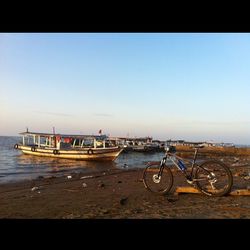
[0,155,249,219]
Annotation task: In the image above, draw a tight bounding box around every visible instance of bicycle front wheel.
[194,160,233,196]
[143,163,173,195]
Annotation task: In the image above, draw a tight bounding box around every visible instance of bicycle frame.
[160,148,200,179]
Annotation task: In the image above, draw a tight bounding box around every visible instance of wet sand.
[0,155,250,219]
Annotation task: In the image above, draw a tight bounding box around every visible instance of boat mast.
[53,127,56,148]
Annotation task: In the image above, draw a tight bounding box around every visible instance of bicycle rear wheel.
[194,160,233,196]
[143,163,173,195]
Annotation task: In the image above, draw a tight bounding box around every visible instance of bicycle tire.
[143,163,173,195]
[194,160,233,196]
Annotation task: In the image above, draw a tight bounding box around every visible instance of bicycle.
[143,145,233,196]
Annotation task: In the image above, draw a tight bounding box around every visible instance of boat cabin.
[19,132,118,150]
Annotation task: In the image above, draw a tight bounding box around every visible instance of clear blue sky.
[1,33,250,144]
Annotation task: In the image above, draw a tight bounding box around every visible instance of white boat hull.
[18,145,123,161]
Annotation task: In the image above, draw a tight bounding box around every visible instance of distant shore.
[0,154,249,219]
[176,145,250,156]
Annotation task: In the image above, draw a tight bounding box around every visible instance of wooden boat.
[117,137,164,153]
[14,131,123,161]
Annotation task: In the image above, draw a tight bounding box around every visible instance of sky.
[0,33,250,144]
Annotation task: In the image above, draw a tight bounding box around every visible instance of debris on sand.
[120,197,128,205]
[166,196,179,202]
[80,176,93,180]
[82,183,87,188]
[98,183,105,188]
[230,189,250,196]
[31,187,39,192]
[44,176,56,179]
[234,157,240,162]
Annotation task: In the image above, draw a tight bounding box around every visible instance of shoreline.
[0,155,250,219]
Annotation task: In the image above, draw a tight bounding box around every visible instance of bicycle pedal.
[186,179,193,185]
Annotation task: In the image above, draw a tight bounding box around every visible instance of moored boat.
[116,137,164,153]
[14,131,123,161]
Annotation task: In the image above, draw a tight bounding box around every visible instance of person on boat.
[56,136,61,149]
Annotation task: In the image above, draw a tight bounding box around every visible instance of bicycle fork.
[151,159,166,183]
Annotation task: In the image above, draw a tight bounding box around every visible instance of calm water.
[0,136,165,184]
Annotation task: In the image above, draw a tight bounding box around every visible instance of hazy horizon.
[1,33,250,144]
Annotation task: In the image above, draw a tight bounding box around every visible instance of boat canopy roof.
[19,131,108,140]
[117,136,152,141]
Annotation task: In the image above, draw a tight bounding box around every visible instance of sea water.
[0,136,165,183]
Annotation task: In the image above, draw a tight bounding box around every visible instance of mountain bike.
[143,145,233,196]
